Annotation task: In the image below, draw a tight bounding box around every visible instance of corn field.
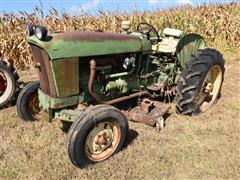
[0,2,239,69]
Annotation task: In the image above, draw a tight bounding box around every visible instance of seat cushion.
[162,28,183,38]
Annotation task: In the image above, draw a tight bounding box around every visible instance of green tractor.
[16,22,224,167]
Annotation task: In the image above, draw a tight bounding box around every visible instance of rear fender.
[176,33,205,69]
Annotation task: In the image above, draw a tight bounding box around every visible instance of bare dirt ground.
[0,54,239,179]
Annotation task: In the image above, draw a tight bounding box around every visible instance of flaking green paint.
[27,33,152,60]
[51,58,79,96]
[38,89,79,111]
[176,34,205,69]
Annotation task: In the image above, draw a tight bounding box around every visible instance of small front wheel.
[67,105,129,168]
[16,81,41,121]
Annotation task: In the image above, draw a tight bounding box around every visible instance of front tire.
[16,81,41,121]
[67,105,129,168]
[176,48,224,115]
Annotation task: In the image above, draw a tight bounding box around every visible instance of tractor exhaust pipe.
[88,59,102,103]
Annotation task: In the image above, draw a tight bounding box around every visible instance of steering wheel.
[136,22,160,45]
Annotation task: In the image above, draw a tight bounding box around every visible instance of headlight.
[35,26,48,41]
[26,23,34,36]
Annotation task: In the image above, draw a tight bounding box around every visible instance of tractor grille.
[30,45,57,97]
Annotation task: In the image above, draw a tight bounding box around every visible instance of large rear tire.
[16,81,41,121]
[176,48,224,115]
[67,105,129,168]
[0,60,19,108]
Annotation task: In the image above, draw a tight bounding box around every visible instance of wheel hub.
[93,129,113,153]
[199,65,223,112]
[86,123,114,155]
[204,82,214,94]
[85,121,121,161]
[28,92,41,116]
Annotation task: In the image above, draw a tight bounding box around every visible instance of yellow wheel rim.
[199,65,223,112]
[27,92,41,119]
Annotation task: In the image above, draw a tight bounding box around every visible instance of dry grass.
[0,49,239,179]
[0,3,240,179]
[0,3,239,68]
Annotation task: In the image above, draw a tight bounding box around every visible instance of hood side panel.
[30,45,57,97]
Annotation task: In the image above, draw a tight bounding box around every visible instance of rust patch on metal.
[52,102,65,109]
[59,60,76,89]
[97,134,107,145]
[106,91,151,105]
[124,107,156,126]
[30,45,57,97]
[164,86,176,96]
[123,99,170,131]
[51,58,79,96]
[88,59,102,103]
[141,99,154,113]
[53,31,141,41]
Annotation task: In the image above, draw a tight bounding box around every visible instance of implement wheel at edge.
[176,48,225,115]
[67,105,129,168]
[16,81,41,121]
[0,60,19,108]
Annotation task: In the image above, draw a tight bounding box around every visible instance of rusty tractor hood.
[27,31,152,60]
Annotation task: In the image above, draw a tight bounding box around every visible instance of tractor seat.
[152,28,183,54]
[162,28,183,38]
